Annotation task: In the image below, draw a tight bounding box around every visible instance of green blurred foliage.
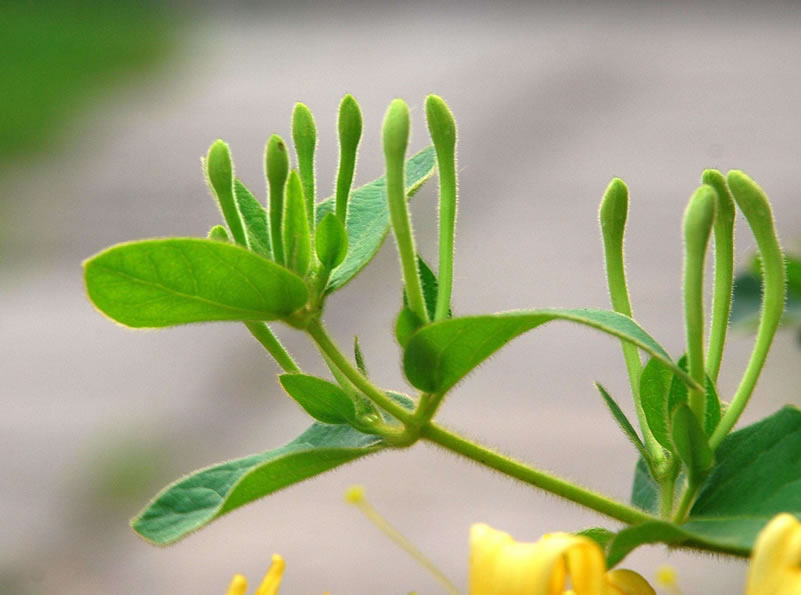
[731,252,801,338]
[0,0,173,160]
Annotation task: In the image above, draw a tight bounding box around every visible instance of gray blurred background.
[3,1,801,593]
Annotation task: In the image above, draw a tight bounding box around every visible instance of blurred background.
[3,1,801,592]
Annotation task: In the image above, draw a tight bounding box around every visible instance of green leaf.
[282,171,311,277]
[639,357,675,453]
[131,423,385,545]
[403,255,451,321]
[316,145,436,292]
[731,254,801,328]
[279,374,357,425]
[353,336,368,377]
[576,527,615,550]
[233,179,271,259]
[629,406,801,558]
[671,403,714,485]
[630,458,659,514]
[395,307,423,349]
[594,383,650,463]
[667,356,721,438]
[84,238,308,328]
[605,521,688,568]
[403,309,694,395]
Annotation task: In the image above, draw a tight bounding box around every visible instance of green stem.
[306,318,413,425]
[672,480,698,524]
[658,461,678,519]
[710,171,785,450]
[422,422,654,525]
[702,170,735,384]
[599,179,662,464]
[244,322,300,373]
[383,99,428,324]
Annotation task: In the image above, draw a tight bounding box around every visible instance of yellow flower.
[746,513,801,594]
[226,554,284,595]
[469,523,655,595]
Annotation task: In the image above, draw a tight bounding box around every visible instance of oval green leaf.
[279,373,356,425]
[84,238,308,328]
[403,309,696,395]
[131,423,384,545]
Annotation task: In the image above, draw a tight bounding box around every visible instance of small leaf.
[667,355,721,438]
[84,238,308,328]
[316,146,436,292]
[395,307,423,348]
[282,170,311,276]
[605,521,688,568]
[671,403,714,485]
[639,357,675,453]
[131,423,384,545]
[315,212,348,270]
[279,374,356,425]
[234,179,271,259]
[353,336,368,377]
[630,458,659,514]
[403,255,451,321]
[595,383,650,463]
[403,309,694,396]
[576,527,615,550]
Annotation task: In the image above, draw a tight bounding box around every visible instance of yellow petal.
[255,554,285,595]
[747,513,801,595]
[469,524,607,595]
[605,569,656,595]
[226,574,248,595]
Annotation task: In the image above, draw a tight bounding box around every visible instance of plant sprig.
[84,96,794,568]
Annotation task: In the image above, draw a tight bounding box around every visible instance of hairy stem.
[244,322,300,373]
[422,422,654,525]
[307,318,413,425]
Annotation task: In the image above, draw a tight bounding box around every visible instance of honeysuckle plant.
[84,94,799,586]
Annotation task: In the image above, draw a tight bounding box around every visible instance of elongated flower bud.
[335,94,363,223]
[266,134,290,264]
[383,98,427,324]
[710,171,786,449]
[426,94,458,323]
[207,224,230,242]
[683,184,717,424]
[205,140,247,247]
[292,102,317,232]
